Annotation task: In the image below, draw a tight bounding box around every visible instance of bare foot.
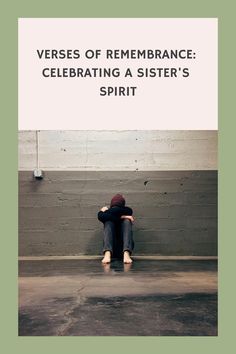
[123,251,133,264]
[102,251,111,264]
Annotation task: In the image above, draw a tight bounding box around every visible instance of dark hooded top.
[97,205,133,224]
[98,193,133,224]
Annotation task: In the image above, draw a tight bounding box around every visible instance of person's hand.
[121,215,135,224]
[100,206,109,212]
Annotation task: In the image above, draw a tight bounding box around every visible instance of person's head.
[110,194,126,207]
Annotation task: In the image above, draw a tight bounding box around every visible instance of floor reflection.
[102,260,133,273]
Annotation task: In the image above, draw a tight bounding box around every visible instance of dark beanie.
[110,194,126,207]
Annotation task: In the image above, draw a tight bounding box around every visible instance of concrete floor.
[18,259,217,336]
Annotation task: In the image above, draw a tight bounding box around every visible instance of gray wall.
[19,130,217,171]
[19,170,217,256]
[19,130,217,256]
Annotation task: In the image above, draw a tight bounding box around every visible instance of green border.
[1,0,235,352]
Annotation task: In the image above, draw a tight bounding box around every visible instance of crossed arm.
[99,206,135,224]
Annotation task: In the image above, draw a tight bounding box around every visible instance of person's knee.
[105,221,114,225]
[122,219,132,229]
[122,218,131,224]
[104,221,115,230]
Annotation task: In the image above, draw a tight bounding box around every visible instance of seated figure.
[97,194,134,264]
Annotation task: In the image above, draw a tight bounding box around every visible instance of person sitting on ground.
[97,194,134,264]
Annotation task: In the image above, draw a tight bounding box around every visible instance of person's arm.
[121,206,133,215]
[120,206,134,223]
[97,206,121,224]
[121,215,135,223]
[97,205,134,223]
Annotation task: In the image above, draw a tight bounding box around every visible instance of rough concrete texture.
[18,259,217,336]
[19,170,217,256]
[18,130,217,171]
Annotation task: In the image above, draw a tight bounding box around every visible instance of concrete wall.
[18,130,217,256]
[19,130,217,171]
